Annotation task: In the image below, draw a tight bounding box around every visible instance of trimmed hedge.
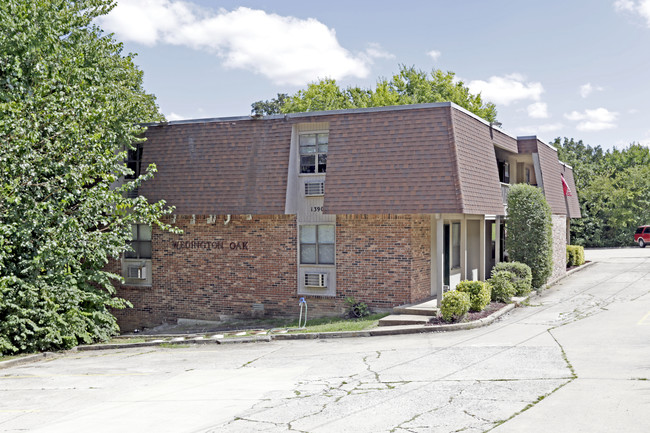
[493,262,532,296]
[456,280,491,312]
[440,290,470,322]
[566,245,585,267]
[488,270,516,303]
[505,184,553,288]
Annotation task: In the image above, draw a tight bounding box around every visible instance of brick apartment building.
[112,102,581,331]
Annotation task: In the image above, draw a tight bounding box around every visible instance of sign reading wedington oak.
[171,240,249,250]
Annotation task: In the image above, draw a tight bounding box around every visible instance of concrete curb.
[0,352,57,370]
[1,262,595,362]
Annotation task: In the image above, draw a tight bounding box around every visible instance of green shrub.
[456,280,491,312]
[566,245,585,267]
[506,184,553,288]
[345,297,369,318]
[440,290,470,322]
[493,262,532,296]
[488,271,516,303]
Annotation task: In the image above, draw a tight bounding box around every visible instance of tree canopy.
[252,66,498,123]
[0,0,173,354]
[553,138,650,247]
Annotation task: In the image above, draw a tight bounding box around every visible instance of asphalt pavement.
[0,247,648,432]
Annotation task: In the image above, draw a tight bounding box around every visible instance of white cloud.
[527,102,549,119]
[467,73,544,105]
[515,123,564,135]
[98,1,391,85]
[564,107,619,131]
[427,50,441,61]
[166,112,187,121]
[579,83,603,98]
[614,0,650,27]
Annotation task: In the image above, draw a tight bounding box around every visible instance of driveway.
[1,248,649,432]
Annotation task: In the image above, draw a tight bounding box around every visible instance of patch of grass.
[292,313,389,333]
[106,337,148,345]
[159,343,190,349]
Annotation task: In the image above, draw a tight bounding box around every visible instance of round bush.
[492,262,532,296]
[440,290,470,322]
[506,184,553,288]
[456,280,491,312]
[488,270,516,303]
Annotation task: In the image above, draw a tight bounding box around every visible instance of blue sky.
[98,0,650,150]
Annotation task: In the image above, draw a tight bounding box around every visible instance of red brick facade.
[112,214,432,331]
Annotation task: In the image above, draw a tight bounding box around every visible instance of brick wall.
[113,214,298,331]
[410,215,432,302]
[111,213,432,331]
[550,214,567,282]
[335,214,430,310]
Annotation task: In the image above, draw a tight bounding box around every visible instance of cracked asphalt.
[1,248,649,433]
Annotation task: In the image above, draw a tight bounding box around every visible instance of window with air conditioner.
[299,133,328,174]
[125,224,152,259]
[300,225,335,265]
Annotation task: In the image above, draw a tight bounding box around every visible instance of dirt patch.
[427,302,508,326]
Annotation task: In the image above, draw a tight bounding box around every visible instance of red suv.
[635,225,650,248]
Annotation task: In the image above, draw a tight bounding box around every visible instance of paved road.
[1,248,649,432]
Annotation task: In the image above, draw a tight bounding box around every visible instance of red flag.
[561,175,572,197]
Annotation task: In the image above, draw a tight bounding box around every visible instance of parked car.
[634,225,650,248]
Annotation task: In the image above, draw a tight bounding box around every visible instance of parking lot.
[1,248,649,432]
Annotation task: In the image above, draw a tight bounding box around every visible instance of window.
[299,133,328,174]
[125,224,152,259]
[300,225,335,265]
[451,222,460,269]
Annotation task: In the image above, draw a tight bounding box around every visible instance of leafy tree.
[0,0,174,354]
[506,184,553,288]
[252,65,498,122]
[553,137,650,247]
[250,93,288,116]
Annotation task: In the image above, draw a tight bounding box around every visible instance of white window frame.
[298,132,328,174]
[299,224,335,265]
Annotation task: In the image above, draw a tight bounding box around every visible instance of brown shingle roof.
[451,109,511,215]
[139,104,575,218]
[139,119,292,214]
[560,164,581,218]
[516,137,568,215]
[322,107,465,214]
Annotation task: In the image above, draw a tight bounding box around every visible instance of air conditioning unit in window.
[305,273,327,288]
[127,263,147,280]
[304,181,325,196]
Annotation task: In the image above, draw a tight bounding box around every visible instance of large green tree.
[252,66,498,123]
[0,0,174,354]
[553,138,650,247]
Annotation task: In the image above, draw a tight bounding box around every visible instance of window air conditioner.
[127,263,147,280]
[304,273,327,288]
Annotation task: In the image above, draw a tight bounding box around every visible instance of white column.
[433,215,444,307]
[461,216,467,279]
[495,216,501,265]
[478,215,485,281]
